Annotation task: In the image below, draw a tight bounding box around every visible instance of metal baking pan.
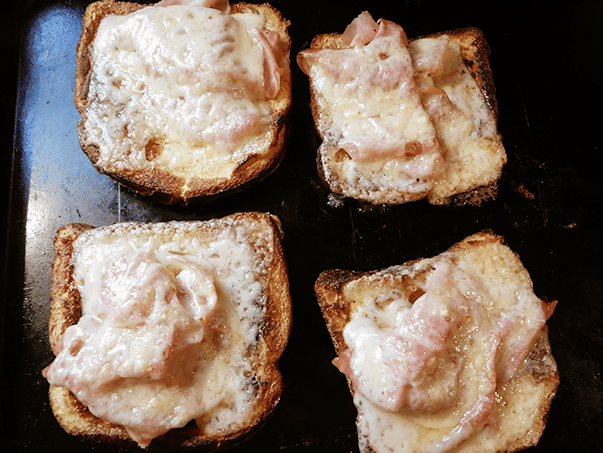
[2,0,602,451]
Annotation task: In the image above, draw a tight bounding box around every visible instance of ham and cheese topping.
[44,220,273,448]
[297,12,506,202]
[298,12,442,179]
[82,0,284,180]
[335,255,556,452]
[47,252,217,389]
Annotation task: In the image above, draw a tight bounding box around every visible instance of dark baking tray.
[2,0,602,451]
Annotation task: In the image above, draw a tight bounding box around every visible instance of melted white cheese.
[339,245,551,452]
[45,219,274,447]
[408,36,506,202]
[303,21,441,182]
[82,1,272,181]
[410,36,499,140]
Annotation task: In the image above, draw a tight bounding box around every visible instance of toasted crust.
[314,231,559,452]
[303,23,506,206]
[47,212,292,449]
[75,1,292,205]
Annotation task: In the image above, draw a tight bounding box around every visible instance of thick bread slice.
[75,1,292,205]
[301,20,506,206]
[47,212,292,449]
[315,231,558,452]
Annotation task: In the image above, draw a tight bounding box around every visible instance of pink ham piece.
[411,35,449,77]
[341,10,381,47]
[249,26,283,100]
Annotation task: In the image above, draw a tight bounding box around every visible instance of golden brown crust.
[49,386,132,446]
[75,1,292,205]
[314,268,363,355]
[314,231,559,453]
[303,22,505,207]
[49,223,94,351]
[47,212,292,449]
[506,327,559,451]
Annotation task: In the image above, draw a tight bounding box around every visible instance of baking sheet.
[2,0,603,451]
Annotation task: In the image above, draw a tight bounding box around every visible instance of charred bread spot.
[405,140,424,157]
[273,113,286,128]
[144,136,164,161]
[334,148,352,162]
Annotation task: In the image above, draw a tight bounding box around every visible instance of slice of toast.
[298,13,506,206]
[315,231,558,452]
[75,1,292,205]
[45,212,292,449]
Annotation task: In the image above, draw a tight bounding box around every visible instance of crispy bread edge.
[75,1,292,205]
[46,212,292,449]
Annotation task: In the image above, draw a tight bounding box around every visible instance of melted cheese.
[408,36,506,202]
[299,19,442,182]
[44,219,274,448]
[338,245,552,452]
[82,0,274,181]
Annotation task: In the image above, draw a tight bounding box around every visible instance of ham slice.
[342,10,380,47]
[249,26,283,99]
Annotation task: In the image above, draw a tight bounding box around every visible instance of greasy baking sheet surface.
[2,0,602,451]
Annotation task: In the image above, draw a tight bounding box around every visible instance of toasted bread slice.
[315,231,558,452]
[298,14,506,206]
[45,212,292,449]
[75,1,292,205]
